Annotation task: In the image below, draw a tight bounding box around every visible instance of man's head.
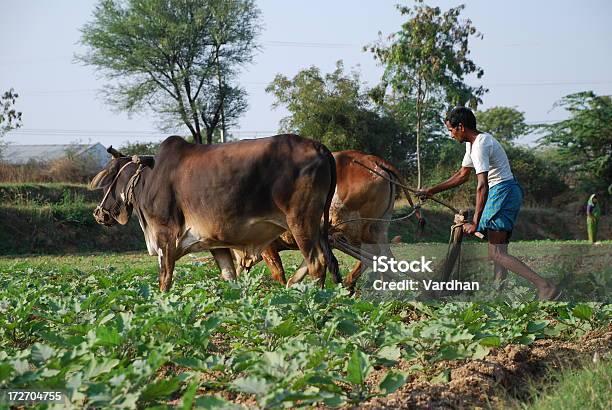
[445,106,477,142]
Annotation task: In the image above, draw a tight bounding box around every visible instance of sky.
[1,0,611,148]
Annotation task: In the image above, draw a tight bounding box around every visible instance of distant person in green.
[586,194,601,243]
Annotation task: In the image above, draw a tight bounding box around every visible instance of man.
[418,106,560,300]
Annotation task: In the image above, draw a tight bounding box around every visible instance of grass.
[0,182,98,205]
[512,357,611,410]
[0,182,88,188]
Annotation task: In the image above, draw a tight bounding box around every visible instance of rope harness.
[124,162,145,205]
[94,157,144,221]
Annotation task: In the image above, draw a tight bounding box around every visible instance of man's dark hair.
[445,106,477,130]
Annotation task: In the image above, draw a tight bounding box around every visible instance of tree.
[380,93,447,178]
[78,0,261,144]
[474,106,567,204]
[504,145,568,204]
[476,106,529,142]
[266,61,412,166]
[368,1,486,188]
[118,141,161,155]
[538,91,612,193]
[0,88,22,137]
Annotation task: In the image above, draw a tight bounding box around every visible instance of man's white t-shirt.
[461,133,514,187]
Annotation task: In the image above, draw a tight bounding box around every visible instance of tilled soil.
[171,327,611,409]
[354,326,611,409]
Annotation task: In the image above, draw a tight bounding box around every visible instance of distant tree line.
[69,1,610,207]
[263,3,608,206]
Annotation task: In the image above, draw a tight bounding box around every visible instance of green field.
[0,243,610,408]
[517,359,612,410]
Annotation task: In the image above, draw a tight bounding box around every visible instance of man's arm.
[461,171,488,235]
[472,172,489,226]
[426,167,472,196]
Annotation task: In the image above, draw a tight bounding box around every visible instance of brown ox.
[90,134,340,291]
[233,150,423,289]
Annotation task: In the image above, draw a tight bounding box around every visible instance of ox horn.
[107,145,126,158]
[132,155,155,168]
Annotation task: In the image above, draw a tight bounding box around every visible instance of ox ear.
[107,145,126,158]
[132,155,155,168]
[89,169,113,190]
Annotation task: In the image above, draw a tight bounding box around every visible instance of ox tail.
[376,160,425,232]
[319,144,341,285]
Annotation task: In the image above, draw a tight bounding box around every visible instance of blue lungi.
[477,178,523,233]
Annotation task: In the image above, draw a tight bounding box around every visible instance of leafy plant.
[0,254,609,408]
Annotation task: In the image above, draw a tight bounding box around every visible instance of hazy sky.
[1,0,611,147]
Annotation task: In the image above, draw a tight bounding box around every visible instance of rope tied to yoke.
[328,158,425,231]
[333,159,457,235]
[331,203,421,230]
[94,156,145,219]
[351,159,461,214]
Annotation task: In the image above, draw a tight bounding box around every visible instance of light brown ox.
[233,150,423,289]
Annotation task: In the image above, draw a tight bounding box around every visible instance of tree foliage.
[368,1,486,187]
[118,141,161,156]
[504,145,568,204]
[472,105,569,203]
[422,139,568,207]
[476,106,529,142]
[0,88,22,137]
[538,91,612,193]
[266,61,413,166]
[78,0,261,144]
[381,93,447,177]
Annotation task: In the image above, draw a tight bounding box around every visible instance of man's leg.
[493,242,508,282]
[487,230,559,300]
